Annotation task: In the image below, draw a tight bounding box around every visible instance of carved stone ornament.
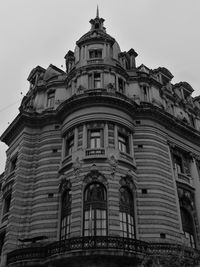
[83,165,107,185]
[59,176,72,194]
[109,155,118,176]
[77,85,85,94]
[167,140,176,149]
[73,157,82,177]
[120,171,136,191]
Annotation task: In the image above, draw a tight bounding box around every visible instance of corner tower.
[1,10,200,267]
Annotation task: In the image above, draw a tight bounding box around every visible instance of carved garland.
[119,171,136,191]
[59,176,72,195]
[83,165,107,187]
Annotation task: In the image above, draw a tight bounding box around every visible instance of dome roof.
[76,29,116,47]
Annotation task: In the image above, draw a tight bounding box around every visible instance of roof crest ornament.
[96,5,99,18]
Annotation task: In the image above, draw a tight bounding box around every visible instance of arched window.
[119,186,135,238]
[83,183,107,236]
[181,207,195,248]
[60,190,71,240]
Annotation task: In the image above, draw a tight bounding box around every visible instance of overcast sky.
[0,0,200,173]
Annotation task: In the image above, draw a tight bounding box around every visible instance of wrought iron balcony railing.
[85,148,105,156]
[7,236,200,265]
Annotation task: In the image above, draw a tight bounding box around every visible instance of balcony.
[7,236,200,266]
[175,171,193,187]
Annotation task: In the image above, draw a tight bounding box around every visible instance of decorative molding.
[73,157,82,177]
[119,170,136,191]
[108,155,118,177]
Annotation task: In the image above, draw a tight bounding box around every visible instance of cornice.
[65,62,130,84]
[56,91,138,121]
[135,103,200,145]
[2,93,200,147]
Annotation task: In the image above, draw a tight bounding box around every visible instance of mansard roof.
[76,29,116,47]
[43,64,65,81]
[27,65,46,82]
[153,67,174,79]
[174,81,194,93]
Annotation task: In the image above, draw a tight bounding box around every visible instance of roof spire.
[96,5,99,18]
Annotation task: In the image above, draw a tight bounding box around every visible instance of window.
[60,190,71,240]
[88,72,102,89]
[89,49,102,59]
[83,183,107,236]
[118,78,124,93]
[173,154,183,173]
[119,187,135,238]
[88,129,103,149]
[94,73,101,88]
[118,133,129,154]
[65,135,74,156]
[47,91,55,108]
[181,207,195,248]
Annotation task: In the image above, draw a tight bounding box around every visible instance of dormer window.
[89,49,102,59]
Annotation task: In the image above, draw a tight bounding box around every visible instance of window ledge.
[119,152,136,168]
[119,151,133,161]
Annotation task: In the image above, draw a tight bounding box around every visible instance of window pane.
[102,229,106,236]
[96,209,101,219]
[102,220,106,229]
[84,230,89,236]
[85,211,89,219]
[97,229,101,236]
[102,210,106,219]
[96,220,101,228]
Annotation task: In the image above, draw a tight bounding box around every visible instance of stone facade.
[1,9,200,267]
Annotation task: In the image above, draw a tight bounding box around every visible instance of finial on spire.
[96,5,99,18]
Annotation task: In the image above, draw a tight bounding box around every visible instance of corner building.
[1,11,200,267]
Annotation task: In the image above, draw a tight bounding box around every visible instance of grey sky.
[0,0,200,173]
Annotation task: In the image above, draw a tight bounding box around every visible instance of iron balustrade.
[7,236,200,265]
[85,149,105,156]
